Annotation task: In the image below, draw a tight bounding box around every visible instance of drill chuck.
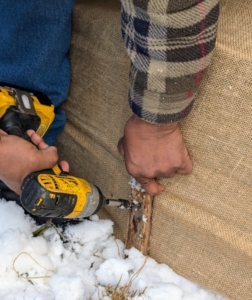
[106,198,139,209]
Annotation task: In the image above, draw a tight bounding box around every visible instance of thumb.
[136,177,164,196]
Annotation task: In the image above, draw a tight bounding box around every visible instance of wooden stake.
[126,188,153,255]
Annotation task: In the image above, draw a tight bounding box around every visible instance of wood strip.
[126,188,153,255]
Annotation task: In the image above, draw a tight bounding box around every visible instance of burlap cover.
[56,0,132,239]
[57,0,252,299]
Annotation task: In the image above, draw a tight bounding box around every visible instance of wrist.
[130,114,179,134]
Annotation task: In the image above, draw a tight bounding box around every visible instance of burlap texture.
[57,0,252,299]
[56,0,132,240]
[152,0,252,299]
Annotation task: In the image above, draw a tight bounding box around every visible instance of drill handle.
[0,106,39,141]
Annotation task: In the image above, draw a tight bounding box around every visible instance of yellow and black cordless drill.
[0,82,136,220]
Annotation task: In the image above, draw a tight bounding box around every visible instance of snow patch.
[0,198,226,300]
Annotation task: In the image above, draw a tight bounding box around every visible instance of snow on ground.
[0,198,227,300]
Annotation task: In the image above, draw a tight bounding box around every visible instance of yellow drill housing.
[0,84,55,137]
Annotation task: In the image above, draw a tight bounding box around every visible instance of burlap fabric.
[153,0,252,299]
[57,0,252,299]
[56,0,132,238]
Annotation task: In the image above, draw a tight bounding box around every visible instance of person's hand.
[118,115,192,196]
[0,129,69,195]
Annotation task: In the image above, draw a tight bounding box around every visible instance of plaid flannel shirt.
[120,0,220,124]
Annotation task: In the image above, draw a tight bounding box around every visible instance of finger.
[162,168,179,178]
[35,147,58,170]
[136,177,164,196]
[37,140,50,150]
[117,137,125,156]
[27,130,42,145]
[26,129,36,137]
[59,160,70,173]
[176,154,193,175]
[27,130,49,150]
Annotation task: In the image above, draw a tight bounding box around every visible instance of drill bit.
[105,198,141,210]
